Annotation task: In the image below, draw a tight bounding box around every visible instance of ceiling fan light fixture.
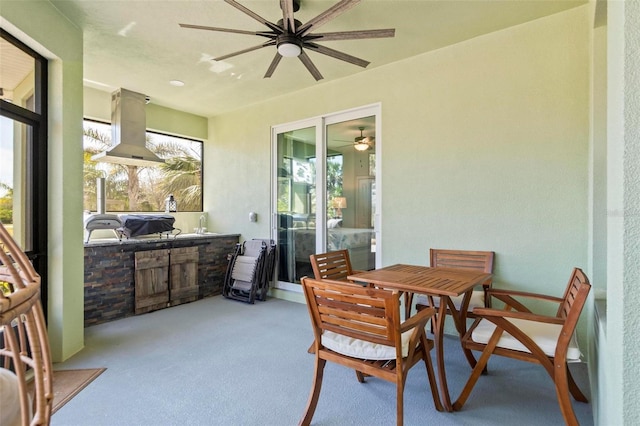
[354,141,370,151]
[277,42,301,58]
[277,34,302,57]
[354,127,371,151]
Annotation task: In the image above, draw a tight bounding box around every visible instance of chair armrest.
[472,307,565,325]
[486,288,564,313]
[401,306,436,333]
[487,288,564,303]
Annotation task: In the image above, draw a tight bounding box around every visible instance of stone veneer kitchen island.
[83,233,240,326]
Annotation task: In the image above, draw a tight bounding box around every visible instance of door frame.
[271,103,382,293]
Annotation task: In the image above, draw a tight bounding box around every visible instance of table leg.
[432,295,454,412]
[447,292,479,369]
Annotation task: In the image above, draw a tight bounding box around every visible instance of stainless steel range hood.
[91,88,165,167]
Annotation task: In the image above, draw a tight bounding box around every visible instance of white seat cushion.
[0,367,22,426]
[321,329,413,360]
[415,290,485,311]
[471,317,582,361]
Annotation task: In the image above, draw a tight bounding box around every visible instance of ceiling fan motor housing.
[276,18,303,30]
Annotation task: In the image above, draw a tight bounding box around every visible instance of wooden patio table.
[348,263,493,412]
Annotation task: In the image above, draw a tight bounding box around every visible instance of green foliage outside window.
[0,183,12,224]
[83,120,203,212]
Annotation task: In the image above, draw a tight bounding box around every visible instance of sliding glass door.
[272,105,380,291]
[273,121,319,288]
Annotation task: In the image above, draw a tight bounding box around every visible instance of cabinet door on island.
[134,249,170,315]
[169,246,199,306]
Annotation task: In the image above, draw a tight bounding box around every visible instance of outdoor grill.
[117,214,176,238]
[84,213,122,243]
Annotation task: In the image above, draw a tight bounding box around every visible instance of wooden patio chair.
[0,222,53,426]
[452,267,591,426]
[299,277,443,426]
[309,249,361,281]
[408,249,494,327]
[307,250,366,357]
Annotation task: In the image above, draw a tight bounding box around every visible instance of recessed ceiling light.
[169,80,185,87]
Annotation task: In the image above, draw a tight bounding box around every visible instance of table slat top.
[348,264,492,296]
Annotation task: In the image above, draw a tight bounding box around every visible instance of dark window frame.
[0,28,49,318]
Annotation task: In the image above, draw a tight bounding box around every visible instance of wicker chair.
[0,222,53,426]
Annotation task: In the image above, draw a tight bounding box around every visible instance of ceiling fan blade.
[179,23,273,38]
[298,0,361,37]
[298,51,323,81]
[264,53,283,78]
[224,0,282,33]
[309,28,395,41]
[214,41,275,61]
[280,0,296,33]
[304,42,370,68]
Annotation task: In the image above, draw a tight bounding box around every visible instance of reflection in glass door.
[325,116,376,272]
[272,105,380,291]
[274,124,318,288]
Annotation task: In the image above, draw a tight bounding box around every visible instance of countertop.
[84,232,240,247]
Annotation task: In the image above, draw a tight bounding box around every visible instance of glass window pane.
[82,120,203,212]
[276,127,316,284]
[0,116,33,250]
[326,117,376,271]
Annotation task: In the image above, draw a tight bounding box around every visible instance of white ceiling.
[46,0,585,118]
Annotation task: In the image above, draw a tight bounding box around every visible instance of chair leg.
[298,358,326,426]
[396,378,404,426]
[309,343,364,382]
[452,348,491,411]
[420,335,444,412]
[453,329,501,411]
[554,362,580,426]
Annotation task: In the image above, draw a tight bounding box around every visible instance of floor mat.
[49,368,106,414]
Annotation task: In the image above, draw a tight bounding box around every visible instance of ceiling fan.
[353,127,374,151]
[334,126,375,151]
[179,0,395,81]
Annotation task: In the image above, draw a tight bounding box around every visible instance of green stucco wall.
[1,1,85,361]
[209,7,590,327]
[603,1,640,424]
